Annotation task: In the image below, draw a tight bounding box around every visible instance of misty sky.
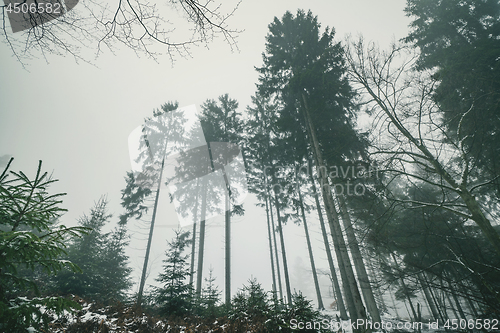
[0,0,411,308]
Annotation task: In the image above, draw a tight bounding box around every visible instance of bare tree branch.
[1,0,241,66]
[345,37,500,255]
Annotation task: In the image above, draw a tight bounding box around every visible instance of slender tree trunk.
[189,180,200,287]
[418,273,440,321]
[217,145,233,309]
[308,162,348,319]
[391,253,417,321]
[265,193,278,300]
[225,186,231,307]
[436,278,451,320]
[406,288,418,321]
[426,274,447,323]
[269,191,284,301]
[446,293,459,319]
[403,301,413,322]
[325,199,358,321]
[459,282,479,317]
[451,265,480,318]
[137,158,165,306]
[337,193,381,323]
[417,303,422,333]
[449,282,467,320]
[389,287,401,320]
[367,255,387,315]
[196,178,208,296]
[274,189,293,305]
[465,294,479,318]
[421,294,433,320]
[434,287,448,321]
[301,94,367,326]
[197,142,220,297]
[297,182,324,309]
[189,222,197,286]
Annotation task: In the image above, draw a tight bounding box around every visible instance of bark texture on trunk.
[274,190,293,305]
[308,165,348,319]
[301,93,367,327]
[137,158,165,306]
[337,194,381,323]
[297,183,324,309]
[265,194,278,298]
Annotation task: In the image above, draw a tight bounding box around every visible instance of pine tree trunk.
[451,265,480,317]
[273,190,293,305]
[301,94,367,326]
[137,158,165,306]
[406,285,418,321]
[458,282,479,317]
[337,194,381,323]
[391,253,417,321]
[403,301,414,322]
[189,222,197,286]
[447,293,459,319]
[325,201,359,321]
[196,178,208,296]
[443,271,467,320]
[308,163,348,319]
[435,288,448,321]
[189,180,200,287]
[389,287,401,320]
[426,274,447,322]
[297,183,324,309]
[225,187,231,307]
[367,255,387,314]
[418,273,440,321]
[269,192,284,301]
[449,281,467,320]
[265,193,278,299]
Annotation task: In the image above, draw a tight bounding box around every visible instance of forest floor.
[44,297,459,332]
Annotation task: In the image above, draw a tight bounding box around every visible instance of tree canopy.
[405,0,500,197]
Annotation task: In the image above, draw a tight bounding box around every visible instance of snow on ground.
[43,298,454,332]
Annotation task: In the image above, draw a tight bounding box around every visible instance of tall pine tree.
[256,10,375,326]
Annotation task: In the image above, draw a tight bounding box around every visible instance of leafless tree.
[1,0,241,67]
[344,38,500,274]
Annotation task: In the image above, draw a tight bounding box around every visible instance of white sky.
[0,0,411,308]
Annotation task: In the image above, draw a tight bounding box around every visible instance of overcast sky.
[0,0,411,307]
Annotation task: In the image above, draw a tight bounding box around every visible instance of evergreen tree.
[120,101,189,306]
[257,10,374,326]
[229,278,270,323]
[53,197,132,303]
[243,94,294,305]
[155,230,193,317]
[345,36,500,311]
[197,94,245,306]
[0,158,86,331]
[404,0,500,198]
[287,292,325,332]
[196,268,223,318]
